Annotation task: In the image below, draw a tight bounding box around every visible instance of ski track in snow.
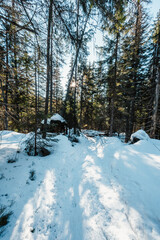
[0,131,160,240]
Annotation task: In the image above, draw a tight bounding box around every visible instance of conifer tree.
[119,0,150,141]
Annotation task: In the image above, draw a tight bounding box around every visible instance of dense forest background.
[0,0,160,141]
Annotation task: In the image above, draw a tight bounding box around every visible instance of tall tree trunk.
[80,74,84,129]
[125,102,130,142]
[150,18,160,138]
[73,0,79,134]
[62,7,92,117]
[37,47,40,114]
[50,20,53,114]
[109,32,119,136]
[26,62,29,132]
[127,0,141,139]
[34,48,38,155]
[5,27,9,130]
[151,69,160,138]
[43,0,53,139]
[12,0,19,127]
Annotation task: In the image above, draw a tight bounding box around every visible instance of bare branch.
[0,15,36,33]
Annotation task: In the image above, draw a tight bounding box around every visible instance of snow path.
[79,137,138,240]
[1,132,160,240]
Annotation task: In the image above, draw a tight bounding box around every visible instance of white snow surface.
[131,129,150,141]
[0,130,160,240]
[41,114,66,124]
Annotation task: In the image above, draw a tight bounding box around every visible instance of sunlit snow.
[0,130,160,240]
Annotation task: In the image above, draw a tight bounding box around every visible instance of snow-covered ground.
[0,130,160,240]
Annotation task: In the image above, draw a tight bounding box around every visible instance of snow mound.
[131,130,150,142]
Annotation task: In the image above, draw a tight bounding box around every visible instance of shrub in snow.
[130,130,150,143]
[0,206,12,230]
[7,158,17,164]
[0,174,5,180]
[21,133,51,157]
[29,170,36,181]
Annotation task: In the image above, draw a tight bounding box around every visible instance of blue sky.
[150,0,160,19]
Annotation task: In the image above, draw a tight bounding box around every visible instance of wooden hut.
[41,114,67,134]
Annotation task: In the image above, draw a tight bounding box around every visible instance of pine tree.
[119,0,150,141]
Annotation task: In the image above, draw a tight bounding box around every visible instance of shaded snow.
[0,131,160,239]
[131,129,150,141]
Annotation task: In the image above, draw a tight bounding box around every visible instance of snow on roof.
[41,114,66,124]
[50,114,66,123]
[131,130,150,141]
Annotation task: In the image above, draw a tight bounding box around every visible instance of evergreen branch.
[19,0,38,36]
[53,2,76,42]
[0,15,36,33]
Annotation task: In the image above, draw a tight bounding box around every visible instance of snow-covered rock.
[131,129,150,143]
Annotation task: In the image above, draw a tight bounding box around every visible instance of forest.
[0,0,160,142]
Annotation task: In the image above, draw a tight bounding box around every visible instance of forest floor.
[0,130,160,240]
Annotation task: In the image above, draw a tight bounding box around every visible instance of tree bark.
[109,32,119,136]
[73,0,79,134]
[151,70,160,138]
[80,74,84,129]
[50,20,53,114]
[43,0,53,139]
[62,6,92,117]
[5,26,9,130]
[34,48,38,155]
[150,18,160,138]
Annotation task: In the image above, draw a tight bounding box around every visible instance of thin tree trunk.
[80,75,84,128]
[150,20,160,138]
[109,32,119,136]
[73,0,79,134]
[37,46,40,113]
[12,0,20,129]
[125,102,130,142]
[34,48,37,155]
[151,68,160,138]
[26,63,29,132]
[127,0,141,139]
[43,0,53,139]
[50,19,53,114]
[62,7,92,116]
[5,27,9,130]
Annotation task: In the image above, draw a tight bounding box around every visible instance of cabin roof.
[50,114,66,123]
[41,113,67,124]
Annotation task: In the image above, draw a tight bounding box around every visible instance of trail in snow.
[79,137,138,240]
[0,131,160,240]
